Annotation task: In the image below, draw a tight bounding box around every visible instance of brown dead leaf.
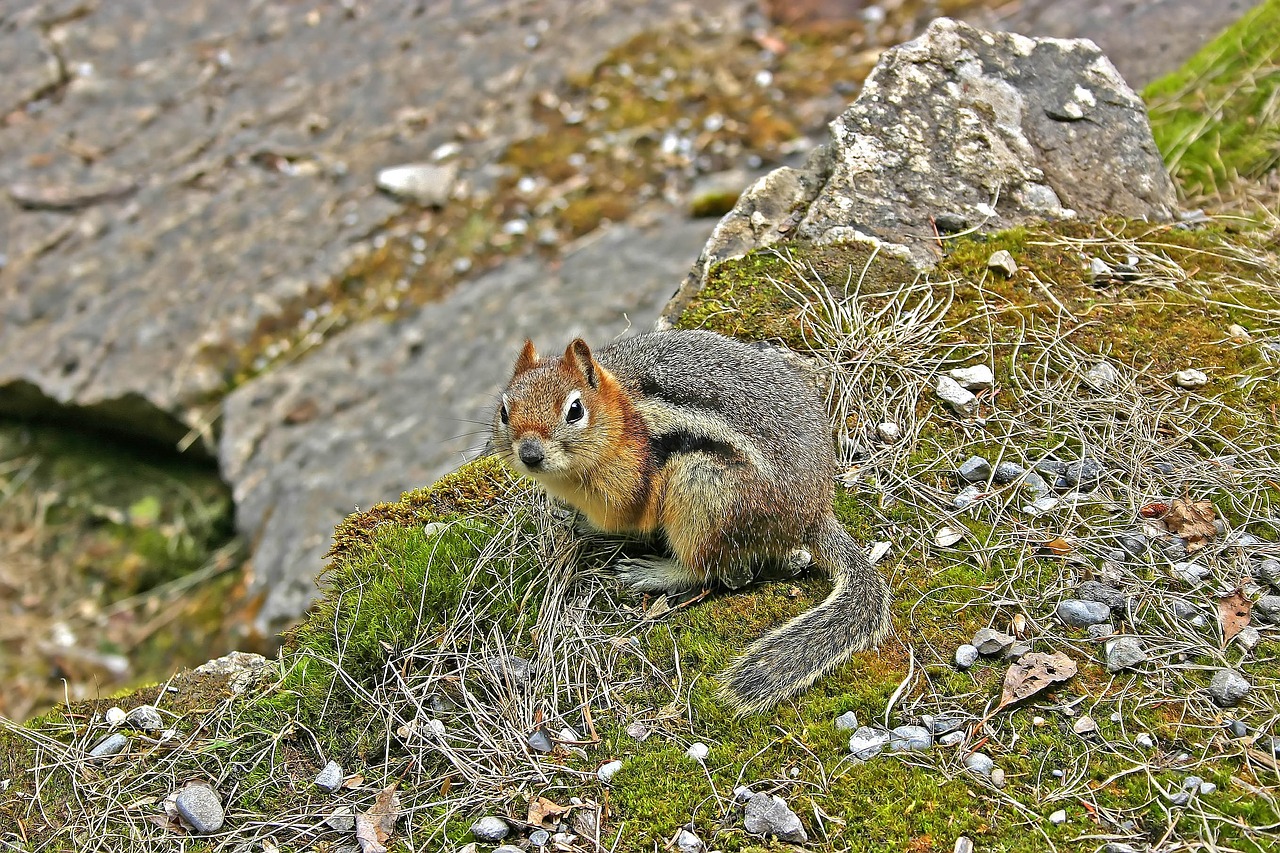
[355,786,400,853]
[528,796,572,827]
[1165,495,1217,552]
[1218,590,1252,647]
[1039,537,1074,556]
[997,651,1078,710]
[1139,502,1169,518]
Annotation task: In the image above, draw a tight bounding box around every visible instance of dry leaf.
[997,651,1077,709]
[528,796,572,827]
[355,786,400,853]
[1139,502,1169,518]
[1218,590,1252,646]
[1165,495,1217,552]
[1039,537,1074,556]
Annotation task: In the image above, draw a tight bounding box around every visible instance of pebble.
[1208,669,1251,706]
[990,767,1006,788]
[1057,599,1111,628]
[1090,257,1112,281]
[1255,558,1280,591]
[849,726,891,759]
[924,715,963,735]
[1236,626,1261,651]
[1082,362,1120,393]
[1136,733,1155,749]
[1086,623,1114,640]
[314,760,344,792]
[1173,562,1210,585]
[963,752,994,777]
[1104,637,1147,672]
[733,785,754,804]
[936,376,978,416]
[125,705,163,731]
[835,711,860,731]
[1174,368,1208,389]
[89,733,129,759]
[954,644,979,669]
[953,484,985,509]
[1049,808,1067,825]
[1254,595,1280,624]
[1072,715,1098,736]
[890,725,933,752]
[471,816,510,842]
[527,730,554,752]
[1225,719,1248,739]
[987,250,1017,277]
[685,742,710,761]
[955,838,975,853]
[104,707,126,727]
[494,846,523,853]
[1004,641,1032,661]
[1117,534,1148,557]
[1022,496,1059,515]
[972,628,1015,656]
[1064,458,1104,487]
[597,760,623,782]
[625,721,651,741]
[939,731,966,747]
[1022,471,1051,496]
[935,526,965,547]
[485,654,531,685]
[958,455,992,482]
[950,364,995,391]
[325,806,355,832]
[174,784,225,834]
[877,421,902,442]
[675,829,704,853]
[743,793,807,843]
[530,829,551,847]
[375,163,457,206]
[1078,581,1127,611]
[993,461,1026,484]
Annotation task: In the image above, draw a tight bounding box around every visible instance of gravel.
[1077,581,1127,611]
[89,733,129,759]
[597,760,623,782]
[937,376,978,416]
[835,711,860,730]
[124,705,163,731]
[1208,669,1251,706]
[972,628,1015,656]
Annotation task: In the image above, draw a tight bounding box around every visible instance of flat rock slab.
[0,0,741,444]
[221,217,714,632]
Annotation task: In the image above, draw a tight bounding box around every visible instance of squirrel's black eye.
[500,403,509,425]
[566,398,585,424]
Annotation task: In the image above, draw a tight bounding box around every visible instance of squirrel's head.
[492,337,625,481]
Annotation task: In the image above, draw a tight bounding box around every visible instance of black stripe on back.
[649,429,741,469]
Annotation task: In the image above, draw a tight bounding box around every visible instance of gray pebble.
[954,644,979,669]
[1225,719,1248,739]
[972,628,1014,656]
[733,785,754,804]
[1004,641,1032,660]
[493,846,523,853]
[1254,595,1280,624]
[314,760,344,792]
[675,828,704,853]
[993,461,1026,484]
[1162,538,1189,560]
[89,733,129,759]
[1090,257,1113,280]
[527,730,554,753]
[1057,599,1111,628]
[835,711,860,731]
[1104,637,1147,672]
[1151,462,1176,475]
[890,725,932,752]
[924,715,963,735]
[1254,557,1280,589]
[471,816,511,842]
[950,364,995,391]
[1173,562,1210,584]
[987,250,1018,277]
[939,731,966,747]
[936,376,978,417]
[1236,626,1261,651]
[1023,496,1059,515]
[325,806,355,832]
[1082,362,1120,393]
[1086,623,1114,640]
[485,654,531,685]
[953,484,985,509]
[1077,581,1127,611]
[1064,458,1104,487]
[990,767,1006,788]
[1034,459,1066,477]
[1171,599,1203,622]
[1118,534,1148,557]
[849,726,891,759]
[1022,472,1051,496]
[743,793,807,843]
[963,752,994,777]
[530,829,551,847]
[124,705,163,731]
[1208,669,1251,706]
[174,784,225,834]
[958,456,992,482]
[597,760,623,782]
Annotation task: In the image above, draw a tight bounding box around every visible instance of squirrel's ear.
[565,338,598,389]
[513,339,539,375]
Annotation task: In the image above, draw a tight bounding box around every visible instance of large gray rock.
[662,16,1177,323]
[221,219,714,632]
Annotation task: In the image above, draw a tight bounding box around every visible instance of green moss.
[1144,0,1280,198]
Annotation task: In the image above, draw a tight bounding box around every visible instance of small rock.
[1004,641,1032,661]
[1082,362,1120,393]
[990,767,1006,788]
[527,730,554,752]
[964,752,994,777]
[493,846,523,853]
[1173,562,1210,585]
[1236,626,1261,651]
[1090,257,1112,281]
[876,421,902,442]
[1078,581,1127,612]
[935,526,965,547]
[625,721,651,741]
[992,461,1026,484]
[955,838,975,853]
[125,705,163,731]
[953,484,985,509]
[1049,808,1067,825]
[89,733,129,759]
[890,725,933,752]
[598,760,623,783]
[1200,780,1217,795]
[972,628,1014,656]
[1253,595,1280,624]
[924,715,963,735]
[1117,534,1147,557]
[936,376,978,416]
[325,806,356,832]
[1072,716,1098,736]
[1086,623,1114,640]
[485,654,531,685]
[987,250,1017,277]
[849,726,891,759]
[685,742,710,761]
[471,816,510,843]
[1104,637,1147,672]
[743,793,807,844]
[1174,368,1208,390]
[1022,496,1059,516]
[1064,458,1104,487]
[1255,558,1280,591]
[958,456,992,482]
[1209,668,1251,706]
[939,731,965,747]
[174,784,225,834]
[314,760,344,792]
[375,162,457,206]
[1022,471,1051,497]
[835,711,860,731]
[530,829,551,847]
[675,828,704,853]
[104,707,126,727]
[1136,733,1155,749]
[733,785,754,804]
[949,365,995,391]
[954,644,979,669]
[1103,844,1139,853]
[1057,599,1111,628]
[1225,719,1248,739]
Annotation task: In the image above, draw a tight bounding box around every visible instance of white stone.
[936,376,978,416]
[1174,368,1208,389]
[987,250,1018,276]
[375,163,457,206]
[949,364,995,391]
[876,421,902,442]
[104,707,126,727]
[1049,809,1067,825]
[685,741,710,761]
[597,760,623,783]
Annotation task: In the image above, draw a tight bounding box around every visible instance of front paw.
[614,556,699,594]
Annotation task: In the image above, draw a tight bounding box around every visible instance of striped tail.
[720,515,892,714]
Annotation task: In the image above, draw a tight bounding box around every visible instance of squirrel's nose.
[518,439,545,468]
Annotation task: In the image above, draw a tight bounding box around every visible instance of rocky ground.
[0,0,1268,721]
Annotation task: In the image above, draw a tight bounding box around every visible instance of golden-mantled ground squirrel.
[491,329,891,713]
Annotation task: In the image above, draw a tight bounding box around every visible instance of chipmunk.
[491,329,892,713]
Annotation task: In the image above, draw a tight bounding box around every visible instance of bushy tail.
[720,515,892,714]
